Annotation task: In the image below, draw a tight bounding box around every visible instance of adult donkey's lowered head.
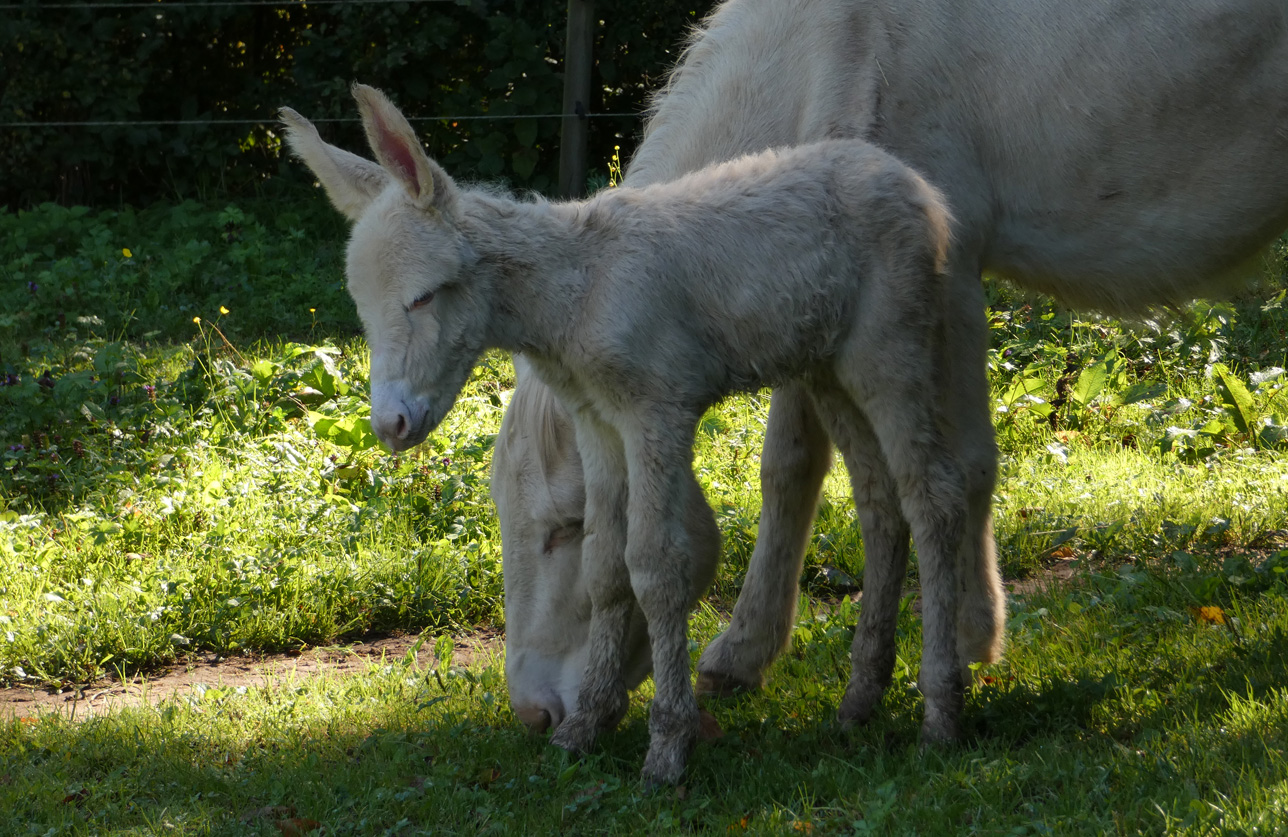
[283,84,966,784]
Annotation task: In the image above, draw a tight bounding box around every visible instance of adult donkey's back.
[497,0,1288,732]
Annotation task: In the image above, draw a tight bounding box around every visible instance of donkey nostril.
[515,707,552,734]
[393,412,409,439]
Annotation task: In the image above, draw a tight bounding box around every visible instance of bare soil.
[0,629,505,721]
[0,559,1083,723]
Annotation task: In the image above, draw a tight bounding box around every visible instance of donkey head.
[281,85,488,451]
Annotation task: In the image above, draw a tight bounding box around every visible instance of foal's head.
[282,85,488,451]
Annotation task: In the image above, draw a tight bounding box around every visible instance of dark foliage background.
[0,0,716,208]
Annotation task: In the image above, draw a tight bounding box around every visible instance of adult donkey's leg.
[807,385,911,725]
[944,266,1006,671]
[696,382,832,695]
[549,416,634,755]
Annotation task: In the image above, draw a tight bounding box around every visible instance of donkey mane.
[640,0,796,136]
[498,355,577,515]
[639,16,717,129]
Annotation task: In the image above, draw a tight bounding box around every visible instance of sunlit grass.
[995,443,1288,568]
[2,571,1284,834]
[1,334,508,686]
[2,203,1288,834]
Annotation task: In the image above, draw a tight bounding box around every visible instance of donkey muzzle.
[370,383,431,451]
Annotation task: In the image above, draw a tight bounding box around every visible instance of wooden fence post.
[558,0,595,199]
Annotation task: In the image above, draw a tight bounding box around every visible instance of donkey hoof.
[641,766,684,790]
[641,739,691,787]
[837,674,887,727]
[919,706,962,746]
[696,638,768,697]
[695,669,758,698]
[549,712,597,755]
[640,705,698,786]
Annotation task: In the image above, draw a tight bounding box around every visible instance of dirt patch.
[1,561,1087,723]
[815,558,1081,614]
[1006,556,1079,597]
[0,629,505,721]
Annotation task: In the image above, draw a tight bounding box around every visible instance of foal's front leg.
[548,416,634,755]
[622,418,707,785]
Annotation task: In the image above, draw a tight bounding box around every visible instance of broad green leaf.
[306,411,341,438]
[1118,381,1167,406]
[344,417,379,451]
[1212,363,1257,436]
[1071,358,1110,407]
[512,148,540,180]
[1002,374,1046,409]
[514,119,538,149]
[1199,418,1229,437]
[250,359,276,382]
[1024,397,1055,420]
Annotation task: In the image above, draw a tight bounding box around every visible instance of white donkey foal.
[283,85,963,784]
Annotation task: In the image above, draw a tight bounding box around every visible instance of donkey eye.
[409,290,435,311]
[543,520,583,554]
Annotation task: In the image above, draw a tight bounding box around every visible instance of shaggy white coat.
[282,85,963,783]
[492,0,1288,737]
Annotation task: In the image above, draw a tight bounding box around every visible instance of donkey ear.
[280,106,389,221]
[351,83,459,216]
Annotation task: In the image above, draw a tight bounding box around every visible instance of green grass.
[1,201,1288,834]
[2,573,1285,834]
[0,333,510,685]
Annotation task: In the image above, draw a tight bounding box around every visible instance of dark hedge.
[0,1,715,208]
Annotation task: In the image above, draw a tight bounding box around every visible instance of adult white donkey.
[283,84,964,783]
[494,0,1288,733]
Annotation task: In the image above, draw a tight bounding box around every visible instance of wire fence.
[0,0,657,201]
[0,0,454,9]
[0,0,638,129]
[1,114,639,128]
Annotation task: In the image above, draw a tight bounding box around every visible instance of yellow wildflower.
[122,248,133,258]
[1192,605,1226,625]
[219,306,229,315]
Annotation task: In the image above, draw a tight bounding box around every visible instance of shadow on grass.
[4,589,1288,834]
[971,600,1288,747]
[3,657,1284,835]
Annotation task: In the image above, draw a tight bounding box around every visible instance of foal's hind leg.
[832,332,969,743]
[847,392,966,742]
[697,383,832,695]
[808,387,911,726]
[549,416,633,755]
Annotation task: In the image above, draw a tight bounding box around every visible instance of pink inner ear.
[372,112,422,198]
